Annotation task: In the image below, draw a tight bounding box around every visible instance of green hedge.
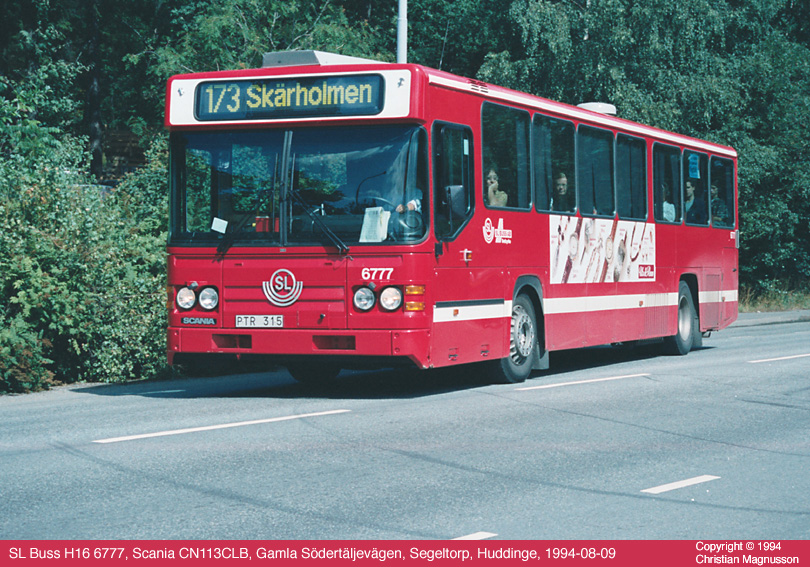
[0,134,170,393]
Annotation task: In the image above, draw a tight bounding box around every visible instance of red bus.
[165,50,738,384]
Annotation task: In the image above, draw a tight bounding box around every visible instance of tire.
[490,294,538,384]
[287,361,341,384]
[665,281,698,356]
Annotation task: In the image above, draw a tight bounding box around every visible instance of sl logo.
[263,269,303,307]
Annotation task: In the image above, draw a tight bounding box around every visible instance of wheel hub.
[511,305,535,362]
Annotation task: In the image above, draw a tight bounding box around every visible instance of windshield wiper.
[278,149,349,255]
[287,183,350,255]
[215,189,273,256]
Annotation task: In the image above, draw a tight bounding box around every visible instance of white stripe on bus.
[699,289,738,304]
[543,293,677,315]
[433,301,512,323]
[433,291,737,322]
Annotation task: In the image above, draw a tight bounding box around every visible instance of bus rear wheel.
[665,281,698,356]
[490,294,538,384]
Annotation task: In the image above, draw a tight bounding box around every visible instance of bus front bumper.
[167,327,432,370]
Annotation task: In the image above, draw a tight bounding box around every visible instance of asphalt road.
[1,312,808,540]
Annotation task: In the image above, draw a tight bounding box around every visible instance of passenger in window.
[550,172,574,212]
[710,183,729,225]
[661,182,676,222]
[486,168,509,207]
[685,180,708,224]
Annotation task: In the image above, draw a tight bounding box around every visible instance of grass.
[738,286,810,313]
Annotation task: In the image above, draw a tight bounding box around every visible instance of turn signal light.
[403,284,426,311]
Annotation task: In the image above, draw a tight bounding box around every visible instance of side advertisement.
[550,215,656,284]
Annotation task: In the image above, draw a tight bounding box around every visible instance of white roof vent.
[577,102,617,116]
[262,50,380,68]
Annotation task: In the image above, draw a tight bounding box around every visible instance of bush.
[0,113,171,392]
[0,313,55,393]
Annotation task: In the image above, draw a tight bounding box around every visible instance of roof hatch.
[262,50,381,68]
[577,102,617,116]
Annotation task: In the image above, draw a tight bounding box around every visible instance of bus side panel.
[543,284,667,349]
[699,227,739,331]
[430,267,509,368]
[674,225,738,333]
[722,245,738,326]
[652,224,683,339]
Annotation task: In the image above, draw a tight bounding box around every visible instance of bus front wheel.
[490,294,538,384]
[665,281,698,356]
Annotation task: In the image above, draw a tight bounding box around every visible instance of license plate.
[235,315,284,328]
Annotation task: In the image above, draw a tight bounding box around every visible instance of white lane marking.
[516,373,649,391]
[748,353,810,364]
[453,532,498,540]
[641,475,720,495]
[93,409,351,444]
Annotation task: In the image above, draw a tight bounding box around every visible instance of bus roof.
[424,67,737,159]
[165,50,736,159]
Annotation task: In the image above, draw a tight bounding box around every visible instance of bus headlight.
[198,287,219,310]
[353,287,375,311]
[379,287,403,311]
[176,287,196,310]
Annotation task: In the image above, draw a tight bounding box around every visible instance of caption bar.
[2,540,806,566]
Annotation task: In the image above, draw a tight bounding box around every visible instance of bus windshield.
[170,125,429,248]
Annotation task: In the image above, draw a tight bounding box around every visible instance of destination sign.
[195,74,384,121]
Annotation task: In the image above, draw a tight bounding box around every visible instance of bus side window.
[534,114,576,214]
[616,134,647,221]
[684,150,709,226]
[710,157,735,228]
[577,125,614,216]
[482,102,531,210]
[653,144,682,223]
[433,122,474,239]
